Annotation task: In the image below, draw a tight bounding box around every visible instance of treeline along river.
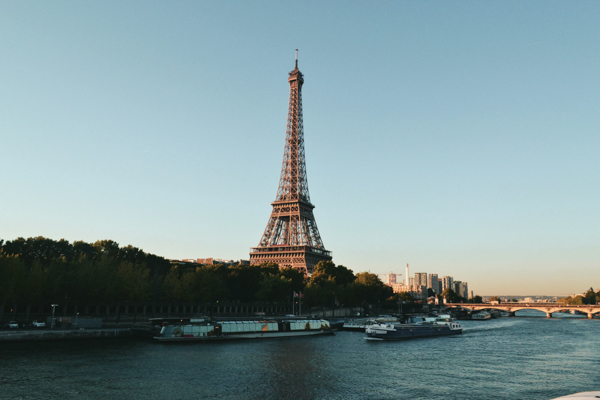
[0,237,395,323]
[1,312,599,400]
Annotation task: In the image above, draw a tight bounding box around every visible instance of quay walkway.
[0,327,134,342]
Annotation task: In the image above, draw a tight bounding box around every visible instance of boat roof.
[550,392,600,399]
[150,317,326,325]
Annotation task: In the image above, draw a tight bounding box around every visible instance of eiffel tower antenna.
[249,51,332,274]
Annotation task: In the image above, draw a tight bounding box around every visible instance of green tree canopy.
[309,261,356,287]
[1,236,417,313]
[279,267,306,293]
[470,295,483,303]
[584,288,598,305]
[442,288,465,303]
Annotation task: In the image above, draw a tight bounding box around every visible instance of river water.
[1,313,599,400]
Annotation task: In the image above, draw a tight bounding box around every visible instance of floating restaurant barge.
[154,318,333,342]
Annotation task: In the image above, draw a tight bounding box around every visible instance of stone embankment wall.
[0,328,133,342]
[3,302,376,325]
[1,302,295,325]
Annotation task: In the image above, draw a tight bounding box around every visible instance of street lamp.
[50,304,58,329]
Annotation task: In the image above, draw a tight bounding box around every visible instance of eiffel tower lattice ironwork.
[250,51,332,274]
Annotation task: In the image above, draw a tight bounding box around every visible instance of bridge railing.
[445,303,600,308]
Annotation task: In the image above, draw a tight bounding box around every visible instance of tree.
[226,264,263,302]
[441,288,452,302]
[257,274,292,303]
[279,267,306,294]
[333,265,356,286]
[303,279,336,308]
[23,260,47,307]
[93,240,121,259]
[116,261,152,302]
[584,288,597,305]
[571,296,584,305]
[489,296,501,303]
[395,292,415,302]
[0,255,25,320]
[441,288,463,303]
[353,272,393,305]
[195,267,226,303]
[305,261,361,309]
[162,267,183,301]
[309,261,356,287]
[470,295,483,303]
[72,241,96,260]
[559,295,584,305]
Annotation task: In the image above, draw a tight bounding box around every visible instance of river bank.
[0,327,135,342]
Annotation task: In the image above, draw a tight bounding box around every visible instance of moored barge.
[154,318,333,342]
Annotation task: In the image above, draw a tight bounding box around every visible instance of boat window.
[160,326,174,336]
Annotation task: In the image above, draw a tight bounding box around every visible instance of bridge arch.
[444,303,600,319]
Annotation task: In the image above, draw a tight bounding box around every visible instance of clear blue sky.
[1,1,598,296]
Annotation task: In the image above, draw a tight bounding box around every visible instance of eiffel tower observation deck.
[250,51,332,274]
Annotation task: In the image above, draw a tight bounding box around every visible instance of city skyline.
[1,2,598,296]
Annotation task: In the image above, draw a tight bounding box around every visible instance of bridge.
[444,303,600,319]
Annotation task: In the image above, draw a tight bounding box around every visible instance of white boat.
[342,316,398,332]
[471,311,492,320]
[365,315,462,341]
[154,318,333,342]
[549,392,600,399]
[341,318,370,331]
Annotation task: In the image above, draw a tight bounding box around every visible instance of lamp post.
[50,304,58,329]
[75,312,79,327]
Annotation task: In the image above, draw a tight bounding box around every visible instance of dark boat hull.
[366,324,462,340]
[155,329,334,342]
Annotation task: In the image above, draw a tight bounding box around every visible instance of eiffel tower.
[250,51,332,274]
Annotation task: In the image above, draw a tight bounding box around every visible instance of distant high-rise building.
[405,263,409,285]
[428,274,439,293]
[455,281,469,300]
[438,278,442,294]
[442,276,454,292]
[455,282,469,299]
[415,272,428,287]
[409,277,415,286]
[379,272,400,286]
[391,283,427,300]
[454,280,462,294]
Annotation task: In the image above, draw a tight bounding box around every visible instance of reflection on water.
[266,340,320,399]
[514,309,590,318]
[1,317,600,400]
